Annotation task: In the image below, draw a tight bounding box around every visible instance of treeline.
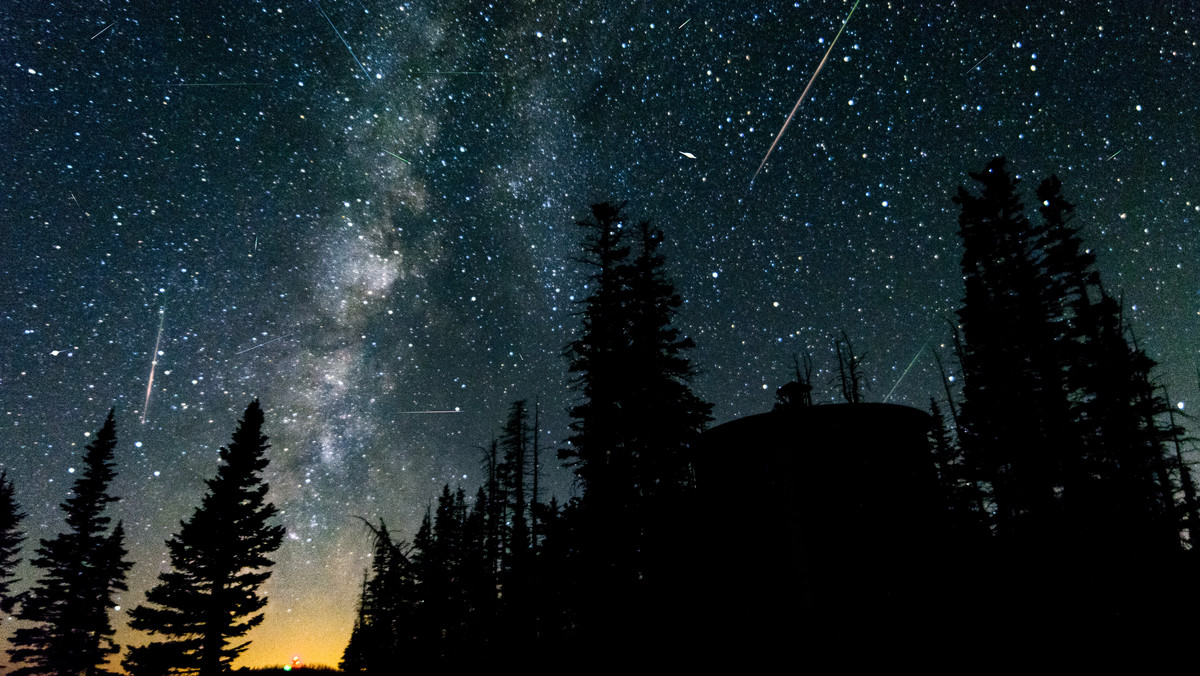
[923,158,1200,640]
[2,158,1197,672]
[341,202,714,669]
[0,402,284,676]
[343,163,1200,663]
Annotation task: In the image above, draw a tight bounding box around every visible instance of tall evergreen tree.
[499,400,531,560]
[954,157,1075,533]
[0,470,25,613]
[558,202,712,646]
[561,203,712,506]
[560,201,634,506]
[341,520,415,674]
[8,409,133,676]
[623,219,714,498]
[128,400,284,675]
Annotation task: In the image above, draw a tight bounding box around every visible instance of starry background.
[1,0,1197,668]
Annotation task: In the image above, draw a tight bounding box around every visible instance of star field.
[2,0,1198,667]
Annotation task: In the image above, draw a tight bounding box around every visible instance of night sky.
[2,0,1198,667]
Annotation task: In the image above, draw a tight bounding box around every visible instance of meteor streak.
[751,0,861,186]
[884,337,929,403]
[398,410,462,414]
[407,71,495,76]
[91,22,115,40]
[235,334,292,355]
[965,47,998,74]
[1107,149,1122,160]
[678,18,691,29]
[314,0,372,81]
[383,149,411,163]
[166,82,264,87]
[141,309,165,425]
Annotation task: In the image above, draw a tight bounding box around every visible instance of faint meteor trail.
[166,82,264,87]
[1107,149,1122,160]
[398,410,462,414]
[141,309,166,425]
[678,18,691,29]
[407,71,495,76]
[884,337,930,403]
[383,149,411,163]
[91,22,115,40]
[751,0,861,187]
[965,47,998,74]
[314,0,372,81]
[235,334,292,355]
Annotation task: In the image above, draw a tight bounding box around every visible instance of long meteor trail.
[314,0,372,81]
[884,337,930,403]
[751,0,861,186]
[235,334,293,355]
[141,309,166,425]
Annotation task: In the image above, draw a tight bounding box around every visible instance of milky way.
[2,0,1198,667]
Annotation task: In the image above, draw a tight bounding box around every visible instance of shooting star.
[965,47,998,75]
[166,82,265,87]
[883,338,930,403]
[236,334,293,355]
[141,308,166,425]
[1107,149,1122,160]
[751,0,861,186]
[407,71,495,76]
[314,0,373,81]
[399,410,462,414]
[91,22,115,40]
[679,151,696,159]
[69,192,81,208]
[678,18,691,29]
[383,149,411,164]
[253,235,258,253]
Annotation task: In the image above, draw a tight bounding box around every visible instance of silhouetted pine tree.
[1071,291,1181,550]
[497,400,536,647]
[460,487,495,643]
[623,220,714,498]
[558,202,712,649]
[127,400,284,675]
[0,470,25,613]
[560,201,634,509]
[341,520,415,673]
[9,410,132,676]
[409,505,445,657]
[499,401,531,561]
[954,157,1076,535]
[928,398,984,535]
[340,571,372,673]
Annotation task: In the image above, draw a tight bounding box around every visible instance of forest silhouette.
[1,157,1197,673]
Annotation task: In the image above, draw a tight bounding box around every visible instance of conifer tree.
[128,399,284,675]
[559,201,712,644]
[8,409,133,676]
[623,219,714,498]
[0,470,25,613]
[561,203,712,505]
[341,520,415,673]
[560,201,633,506]
[339,571,372,674]
[499,400,531,560]
[954,157,1075,532]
